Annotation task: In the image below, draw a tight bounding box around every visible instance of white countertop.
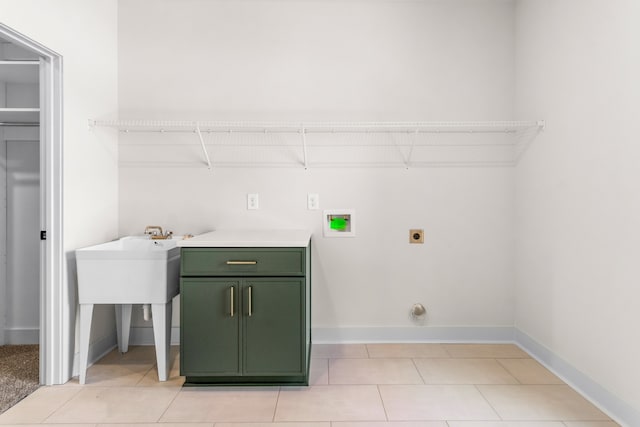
[176,229,311,248]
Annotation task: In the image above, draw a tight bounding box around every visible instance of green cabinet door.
[181,278,241,376]
[243,278,304,375]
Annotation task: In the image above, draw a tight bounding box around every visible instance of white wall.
[118,0,517,334]
[0,0,120,379]
[515,0,640,415]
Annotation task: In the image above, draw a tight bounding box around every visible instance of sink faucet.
[144,225,163,236]
[144,226,173,240]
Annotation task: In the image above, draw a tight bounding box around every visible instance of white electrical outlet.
[247,193,259,210]
[307,193,319,210]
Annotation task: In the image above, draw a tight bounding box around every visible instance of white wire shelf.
[89,119,545,169]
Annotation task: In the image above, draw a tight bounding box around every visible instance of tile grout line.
[473,383,505,422]
[495,357,524,385]
[410,357,426,385]
[271,386,281,422]
[39,384,85,424]
[442,344,453,358]
[135,363,155,386]
[154,383,182,422]
[376,384,390,422]
[491,357,520,385]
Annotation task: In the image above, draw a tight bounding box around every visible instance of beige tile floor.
[0,344,620,426]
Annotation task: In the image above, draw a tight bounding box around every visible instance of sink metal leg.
[79,304,94,385]
[115,304,133,353]
[151,302,172,381]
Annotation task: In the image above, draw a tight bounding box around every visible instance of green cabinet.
[180,245,311,385]
[181,279,240,375]
[244,278,303,375]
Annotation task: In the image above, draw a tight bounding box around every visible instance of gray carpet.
[0,345,39,414]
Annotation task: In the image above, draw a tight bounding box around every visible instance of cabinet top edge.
[177,229,311,248]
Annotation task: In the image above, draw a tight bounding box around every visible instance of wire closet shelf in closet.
[88,119,545,169]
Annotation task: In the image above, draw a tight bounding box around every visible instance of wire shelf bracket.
[194,122,212,170]
[301,126,309,170]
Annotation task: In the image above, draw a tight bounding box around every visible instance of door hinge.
[40,230,47,240]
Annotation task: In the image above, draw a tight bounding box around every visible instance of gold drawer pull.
[226,260,257,265]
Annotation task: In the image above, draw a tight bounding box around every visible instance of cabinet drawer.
[181,248,305,276]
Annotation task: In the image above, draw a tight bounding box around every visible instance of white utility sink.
[76,236,180,384]
[77,237,179,303]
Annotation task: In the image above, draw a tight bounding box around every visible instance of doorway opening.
[0,23,64,386]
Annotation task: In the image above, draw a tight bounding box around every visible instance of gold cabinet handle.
[226,260,257,265]
[230,286,234,317]
[248,286,252,317]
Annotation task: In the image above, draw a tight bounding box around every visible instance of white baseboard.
[4,327,39,344]
[515,329,639,427]
[126,325,515,346]
[311,326,515,343]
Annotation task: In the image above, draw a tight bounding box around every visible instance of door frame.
[0,23,64,385]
